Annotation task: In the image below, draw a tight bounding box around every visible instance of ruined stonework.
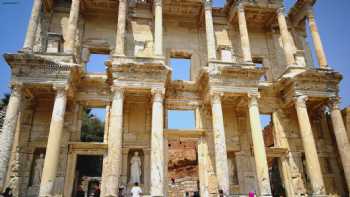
[0,0,349,196]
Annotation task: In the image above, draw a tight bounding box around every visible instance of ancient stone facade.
[0,0,349,196]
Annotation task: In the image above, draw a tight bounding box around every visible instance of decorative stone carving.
[32,154,44,186]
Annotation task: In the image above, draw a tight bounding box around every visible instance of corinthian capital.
[327,97,341,111]
[248,92,260,108]
[10,82,23,97]
[276,6,285,15]
[151,88,165,103]
[154,0,162,7]
[203,0,212,10]
[210,91,223,105]
[111,86,125,100]
[293,95,308,108]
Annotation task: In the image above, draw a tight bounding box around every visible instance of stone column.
[114,0,127,56]
[102,87,124,196]
[237,4,252,63]
[0,84,22,190]
[276,7,296,66]
[204,0,217,60]
[328,98,350,191]
[154,0,163,57]
[294,95,326,195]
[39,86,68,196]
[306,7,329,69]
[247,94,272,196]
[64,0,80,53]
[210,92,230,195]
[150,88,165,196]
[22,0,43,52]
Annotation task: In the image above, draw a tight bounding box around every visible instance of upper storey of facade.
[11,0,328,81]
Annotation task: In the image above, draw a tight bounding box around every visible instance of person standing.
[1,187,13,197]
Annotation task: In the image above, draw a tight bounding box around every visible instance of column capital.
[210,91,223,105]
[236,2,245,12]
[203,0,212,10]
[151,88,165,103]
[293,95,308,107]
[111,86,125,100]
[276,6,285,15]
[10,82,23,96]
[327,97,341,111]
[53,84,69,92]
[154,0,162,7]
[248,92,260,108]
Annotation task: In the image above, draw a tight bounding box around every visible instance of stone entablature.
[0,0,349,197]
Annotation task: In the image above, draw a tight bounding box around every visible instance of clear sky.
[0,0,349,128]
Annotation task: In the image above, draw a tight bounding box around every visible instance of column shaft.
[307,9,328,68]
[276,7,296,66]
[150,89,165,196]
[329,99,350,191]
[248,95,272,196]
[294,95,325,195]
[64,0,80,53]
[237,5,252,63]
[154,0,163,57]
[39,87,67,196]
[0,85,22,189]
[102,87,124,196]
[210,93,230,195]
[204,1,217,60]
[114,0,127,56]
[23,0,43,51]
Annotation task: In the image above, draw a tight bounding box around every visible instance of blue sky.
[0,0,349,128]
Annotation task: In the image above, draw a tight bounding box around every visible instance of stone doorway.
[72,155,103,197]
[166,139,200,197]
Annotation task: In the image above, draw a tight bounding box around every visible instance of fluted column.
[64,0,80,53]
[247,94,272,196]
[204,0,217,60]
[210,92,230,195]
[101,87,124,197]
[114,0,127,56]
[276,7,296,66]
[150,88,165,196]
[307,7,329,69]
[294,95,326,195]
[0,84,22,190]
[328,98,350,191]
[39,85,68,196]
[237,4,252,63]
[22,0,43,52]
[154,0,163,57]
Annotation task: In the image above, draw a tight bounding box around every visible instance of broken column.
[203,0,217,60]
[237,4,252,63]
[154,0,163,57]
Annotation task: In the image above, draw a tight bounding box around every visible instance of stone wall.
[0,107,6,135]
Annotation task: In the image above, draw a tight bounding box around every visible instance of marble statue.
[32,154,44,186]
[130,152,142,184]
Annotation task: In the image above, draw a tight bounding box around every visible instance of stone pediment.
[4,53,78,85]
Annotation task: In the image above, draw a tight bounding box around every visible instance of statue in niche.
[130,152,142,184]
[32,154,44,186]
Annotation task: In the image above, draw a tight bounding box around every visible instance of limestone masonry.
[0,0,349,196]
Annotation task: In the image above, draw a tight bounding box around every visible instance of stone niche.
[27,148,46,197]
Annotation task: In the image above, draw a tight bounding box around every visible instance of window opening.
[167,110,195,129]
[170,58,191,81]
[81,108,106,142]
[86,54,109,73]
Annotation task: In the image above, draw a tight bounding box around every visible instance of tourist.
[218,189,224,197]
[76,184,85,197]
[1,187,13,197]
[130,182,142,197]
